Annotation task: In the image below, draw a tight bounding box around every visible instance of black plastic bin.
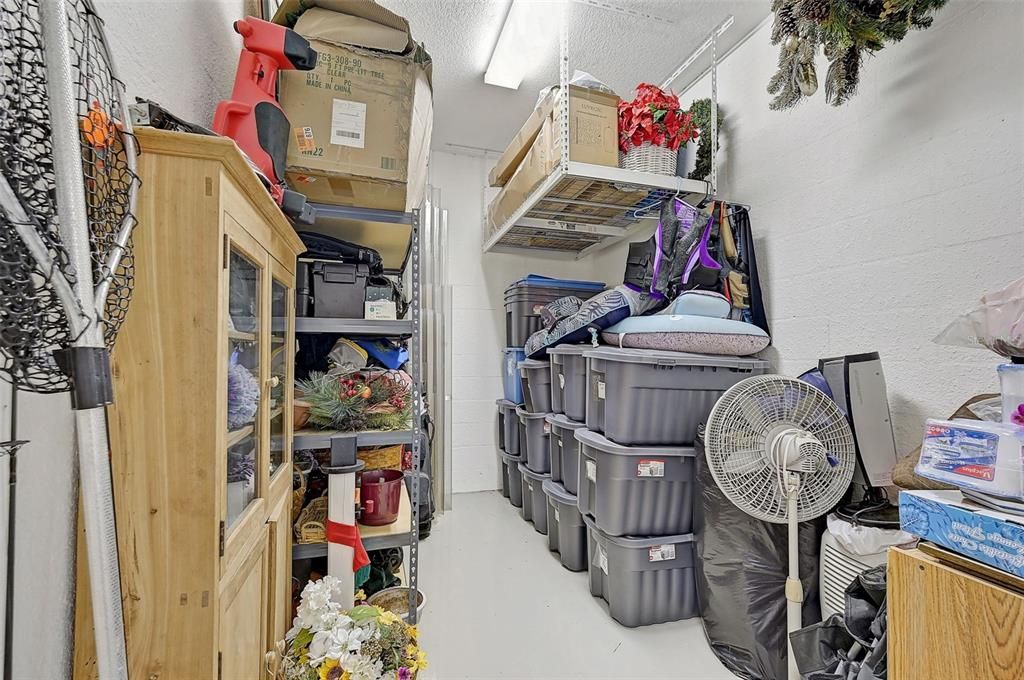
[302,258,370,318]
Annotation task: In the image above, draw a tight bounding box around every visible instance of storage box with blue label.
[900,490,1024,578]
[915,418,1024,500]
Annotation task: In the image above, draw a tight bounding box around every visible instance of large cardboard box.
[486,86,620,234]
[488,85,619,188]
[278,7,432,211]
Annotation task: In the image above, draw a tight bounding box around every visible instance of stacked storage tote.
[576,347,769,627]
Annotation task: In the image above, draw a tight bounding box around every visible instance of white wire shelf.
[482,161,709,258]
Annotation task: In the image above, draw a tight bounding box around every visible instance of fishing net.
[0,0,138,393]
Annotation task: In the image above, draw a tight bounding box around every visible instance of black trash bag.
[789,614,857,678]
[844,565,886,647]
[695,436,826,680]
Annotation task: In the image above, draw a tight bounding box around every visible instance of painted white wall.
[430,150,603,493]
[6,2,244,675]
[593,0,1024,456]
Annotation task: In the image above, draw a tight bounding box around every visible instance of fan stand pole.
[785,474,803,680]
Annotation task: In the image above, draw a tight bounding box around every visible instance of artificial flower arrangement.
[227,360,260,430]
[618,83,699,154]
[269,576,426,680]
[297,370,412,432]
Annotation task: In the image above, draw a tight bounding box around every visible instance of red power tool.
[213,17,317,223]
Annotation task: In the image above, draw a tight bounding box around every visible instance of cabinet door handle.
[267,376,280,388]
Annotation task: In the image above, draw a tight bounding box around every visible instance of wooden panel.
[266,492,293,652]
[220,530,268,680]
[890,547,1024,680]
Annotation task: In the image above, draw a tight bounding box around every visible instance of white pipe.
[40,3,127,680]
[786,478,803,680]
[327,473,356,609]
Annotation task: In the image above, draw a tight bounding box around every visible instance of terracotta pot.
[293,399,311,430]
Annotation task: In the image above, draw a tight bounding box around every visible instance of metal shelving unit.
[482,8,735,258]
[292,204,423,624]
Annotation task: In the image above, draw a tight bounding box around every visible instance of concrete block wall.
[593,0,1024,456]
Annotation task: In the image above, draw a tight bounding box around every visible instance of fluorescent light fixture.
[484,0,550,89]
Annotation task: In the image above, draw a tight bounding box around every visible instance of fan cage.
[704,374,856,523]
[0,0,138,394]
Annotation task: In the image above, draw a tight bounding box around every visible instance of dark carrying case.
[296,232,382,319]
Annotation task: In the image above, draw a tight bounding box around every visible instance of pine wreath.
[767,0,948,109]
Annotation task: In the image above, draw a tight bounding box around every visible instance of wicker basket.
[358,444,404,471]
[620,142,677,175]
[292,466,308,523]
[294,494,328,543]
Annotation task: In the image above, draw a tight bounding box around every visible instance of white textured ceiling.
[375,0,770,152]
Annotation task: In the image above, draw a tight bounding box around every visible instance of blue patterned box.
[900,490,1024,578]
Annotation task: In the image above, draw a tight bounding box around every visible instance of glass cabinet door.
[226,246,263,529]
[268,275,292,478]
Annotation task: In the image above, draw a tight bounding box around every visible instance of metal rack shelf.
[294,317,413,336]
[305,203,413,273]
[293,427,414,450]
[483,161,709,257]
[293,486,413,559]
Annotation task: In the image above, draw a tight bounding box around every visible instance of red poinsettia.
[618,83,699,153]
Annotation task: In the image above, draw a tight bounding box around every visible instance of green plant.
[685,98,722,181]
[767,0,948,110]
[297,370,412,432]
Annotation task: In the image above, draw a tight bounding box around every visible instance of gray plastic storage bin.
[585,347,769,446]
[519,359,552,413]
[543,480,587,572]
[517,407,551,473]
[502,452,524,507]
[497,449,510,499]
[547,414,586,495]
[583,515,698,628]
[518,463,550,534]
[575,427,696,537]
[548,344,590,421]
[496,399,521,456]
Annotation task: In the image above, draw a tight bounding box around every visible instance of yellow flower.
[354,589,367,602]
[318,659,340,680]
[405,645,428,672]
[408,625,419,641]
[378,609,401,625]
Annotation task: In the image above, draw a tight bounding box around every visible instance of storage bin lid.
[506,275,605,291]
[542,478,577,505]
[546,413,586,430]
[575,427,696,457]
[518,462,551,482]
[547,344,592,357]
[582,513,694,548]
[503,346,527,354]
[516,406,551,420]
[583,346,770,370]
[496,398,518,411]
[501,450,522,464]
[518,359,550,371]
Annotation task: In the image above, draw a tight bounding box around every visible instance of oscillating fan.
[704,375,856,680]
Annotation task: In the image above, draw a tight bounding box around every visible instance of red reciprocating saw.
[213,17,317,223]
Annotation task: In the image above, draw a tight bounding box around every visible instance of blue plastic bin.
[502,347,526,404]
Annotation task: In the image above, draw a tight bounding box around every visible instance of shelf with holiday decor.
[292,485,413,560]
[292,427,415,450]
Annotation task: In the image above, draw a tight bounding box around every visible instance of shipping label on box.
[900,490,1024,578]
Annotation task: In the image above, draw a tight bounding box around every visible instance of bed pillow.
[664,290,730,318]
[602,313,770,356]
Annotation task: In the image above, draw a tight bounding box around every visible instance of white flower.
[307,618,364,666]
[344,655,384,680]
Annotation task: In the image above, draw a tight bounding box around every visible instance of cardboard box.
[486,114,558,235]
[488,85,619,188]
[900,490,1024,578]
[278,7,433,211]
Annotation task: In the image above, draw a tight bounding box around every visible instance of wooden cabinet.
[73,128,304,680]
[889,547,1024,680]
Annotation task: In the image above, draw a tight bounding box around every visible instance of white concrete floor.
[416,491,735,680]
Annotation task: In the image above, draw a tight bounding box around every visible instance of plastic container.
[497,449,510,499]
[304,258,370,319]
[543,479,587,572]
[517,407,552,473]
[496,398,521,456]
[359,469,404,526]
[998,363,1024,425]
[504,276,604,346]
[549,344,590,421]
[502,348,527,404]
[575,428,697,537]
[501,451,524,508]
[519,463,550,534]
[584,347,769,446]
[547,414,586,495]
[583,514,698,628]
[519,359,552,413]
